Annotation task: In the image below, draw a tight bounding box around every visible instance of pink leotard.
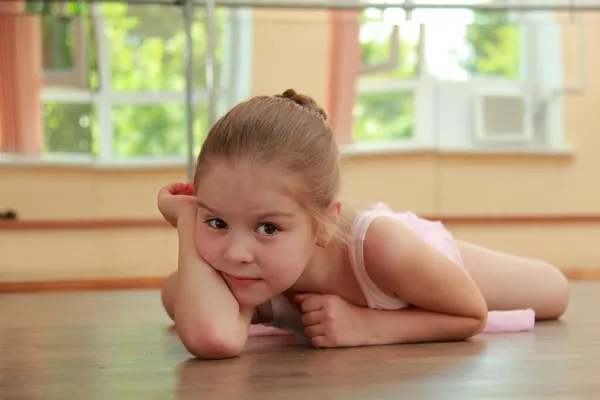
[250,203,535,340]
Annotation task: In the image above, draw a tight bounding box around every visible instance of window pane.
[43,102,96,154]
[464,12,521,78]
[41,16,75,72]
[101,3,225,92]
[414,8,520,79]
[353,90,414,142]
[112,102,208,158]
[360,17,421,80]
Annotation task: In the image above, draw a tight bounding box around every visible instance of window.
[351,0,566,153]
[37,2,251,163]
[27,1,90,88]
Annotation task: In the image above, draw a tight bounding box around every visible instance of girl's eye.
[256,223,279,236]
[207,218,228,230]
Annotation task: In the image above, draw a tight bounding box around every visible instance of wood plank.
[0,277,169,293]
[0,283,598,399]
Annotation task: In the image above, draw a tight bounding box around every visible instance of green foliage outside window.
[353,8,520,143]
[32,3,519,155]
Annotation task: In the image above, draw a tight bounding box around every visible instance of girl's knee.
[538,262,570,320]
[552,266,570,318]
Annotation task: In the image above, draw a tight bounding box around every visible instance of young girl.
[158,89,570,359]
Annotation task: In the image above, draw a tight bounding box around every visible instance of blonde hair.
[194,89,354,242]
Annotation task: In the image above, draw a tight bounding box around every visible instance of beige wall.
[1,13,599,283]
[251,9,331,104]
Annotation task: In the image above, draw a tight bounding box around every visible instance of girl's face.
[194,160,321,307]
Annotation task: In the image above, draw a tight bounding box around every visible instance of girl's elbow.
[472,312,488,336]
[179,327,245,359]
[470,294,489,333]
[462,304,488,339]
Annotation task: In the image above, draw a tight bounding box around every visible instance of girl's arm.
[361,216,488,344]
[174,206,253,359]
[355,305,487,346]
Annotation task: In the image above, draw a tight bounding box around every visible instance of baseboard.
[0,277,168,293]
[0,269,598,293]
[562,269,600,281]
[3,213,600,231]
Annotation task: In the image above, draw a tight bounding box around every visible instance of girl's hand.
[158,181,197,227]
[294,293,371,348]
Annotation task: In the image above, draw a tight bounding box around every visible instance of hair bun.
[277,88,328,121]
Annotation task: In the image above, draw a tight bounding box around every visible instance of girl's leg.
[161,271,177,321]
[456,241,570,320]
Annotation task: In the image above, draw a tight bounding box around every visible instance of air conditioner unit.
[473,85,534,144]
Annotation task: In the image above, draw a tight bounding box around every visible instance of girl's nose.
[224,235,254,264]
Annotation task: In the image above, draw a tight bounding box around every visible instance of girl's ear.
[316,201,342,247]
[316,230,330,248]
[331,201,342,227]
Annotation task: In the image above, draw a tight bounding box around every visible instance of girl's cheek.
[194,231,216,263]
[196,238,215,260]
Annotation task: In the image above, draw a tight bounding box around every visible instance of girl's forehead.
[198,160,297,191]
[196,160,303,209]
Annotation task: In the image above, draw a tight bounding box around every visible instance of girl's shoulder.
[351,204,459,262]
[347,203,415,252]
[351,204,464,295]
[345,204,417,296]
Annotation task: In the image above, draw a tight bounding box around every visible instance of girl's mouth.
[223,273,262,287]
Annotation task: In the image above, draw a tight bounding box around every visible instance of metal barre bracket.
[25,0,600,12]
[191,0,600,11]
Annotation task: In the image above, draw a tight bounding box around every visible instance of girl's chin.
[230,288,273,308]
[228,279,295,308]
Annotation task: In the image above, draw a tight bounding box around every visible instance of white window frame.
[7,4,252,168]
[348,1,569,156]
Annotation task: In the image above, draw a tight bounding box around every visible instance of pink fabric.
[249,202,536,338]
[483,309,536,333]
[249,324,289,337]
[348,202,536,333]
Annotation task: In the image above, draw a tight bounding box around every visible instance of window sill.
[340,142,576,158]
[0,154,191,171]
[0,143,575,170]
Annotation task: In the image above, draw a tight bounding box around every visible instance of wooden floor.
[1,282,599,399]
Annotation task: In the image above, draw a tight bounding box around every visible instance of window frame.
[345,1,569,156]
[31,4,253,168]
[42,17,89,89]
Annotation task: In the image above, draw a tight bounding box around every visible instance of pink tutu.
[368,202,536,333]
[249,202,536,339]
[249,324,289,337]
